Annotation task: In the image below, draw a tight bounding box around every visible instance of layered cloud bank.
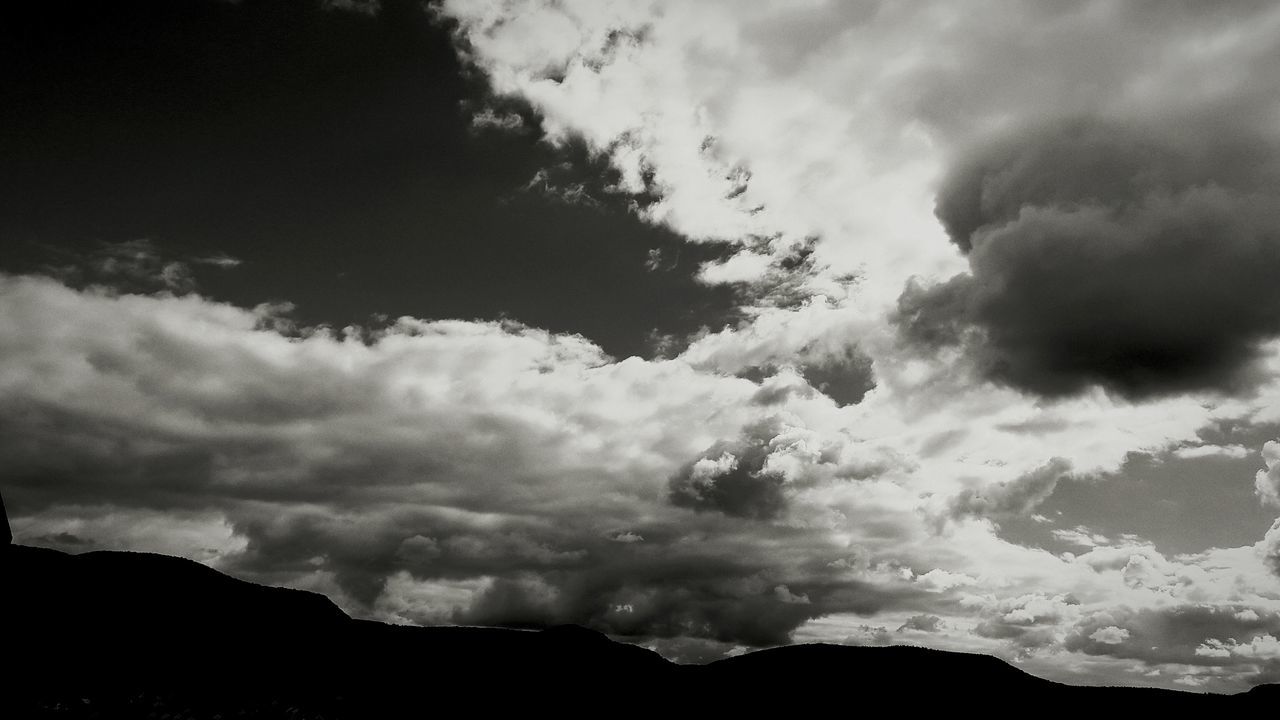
[5,262,1280,689]
[7,0,1280,694]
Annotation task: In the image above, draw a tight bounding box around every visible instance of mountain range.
[2,536,1277,716]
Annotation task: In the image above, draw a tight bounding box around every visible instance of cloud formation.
[0,273,929,647]
[668,421,791,520]
[901,117,1280,399]
[7,264,1280,690]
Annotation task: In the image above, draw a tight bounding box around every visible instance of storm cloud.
[899,117,1280,399]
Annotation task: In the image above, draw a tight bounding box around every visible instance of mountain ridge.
[2,541,1276,716]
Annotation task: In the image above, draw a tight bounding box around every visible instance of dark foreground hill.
[1,543,1276,717]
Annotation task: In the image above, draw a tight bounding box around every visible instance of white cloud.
[1197,635,1280,661]
[1257,440,1280,507]
[1053,527,1111,549]
[1173,444,1251,460]
[1089,626,1130,645]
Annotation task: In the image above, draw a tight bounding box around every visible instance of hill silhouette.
[2,532,1278,715]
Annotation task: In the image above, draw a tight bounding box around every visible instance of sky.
[5,0,1280,693]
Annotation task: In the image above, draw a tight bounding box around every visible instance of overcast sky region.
[7,0,1280,692]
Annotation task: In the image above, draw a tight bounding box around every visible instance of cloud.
[1258,440,1280,507]
[970,593,1079,651]
[667,420,794,520]
[0,272,935,648]
[793,346,876,407]
[324,0,381,15]
[1065,603,1280,667]
[34,239,241,296]
[1173,444,1250,460]
[1198,635,1280,661]
[900,116,1280,400]
[1053,527,1111,549]
[442,0,1280,319]
[1264,519,1280,576]
[949,458,1073,520]
[898,614,942,633]
[1089,626,1130,645]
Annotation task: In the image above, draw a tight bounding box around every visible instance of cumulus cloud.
[898,614,942,633]
[1090,626,1130,645]
[882,3,1280,404]
[969,593,1079,652]
[901,117,1280,399]
[1198,635,1280,661]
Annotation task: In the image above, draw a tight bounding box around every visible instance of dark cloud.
[899,117,1280,399]
[226,498,925,647]
[668,421,789,520]
[455,561,825,647]
[973,621,1059,651]
[219,485,925,648]
[796,348,876,407]
[740,346,875,408]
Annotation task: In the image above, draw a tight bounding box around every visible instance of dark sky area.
[0,0,740,359]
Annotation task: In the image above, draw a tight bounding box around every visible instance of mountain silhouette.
[2,508,1277,715]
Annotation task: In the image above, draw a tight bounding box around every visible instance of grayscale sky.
[5,0,1280,692]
